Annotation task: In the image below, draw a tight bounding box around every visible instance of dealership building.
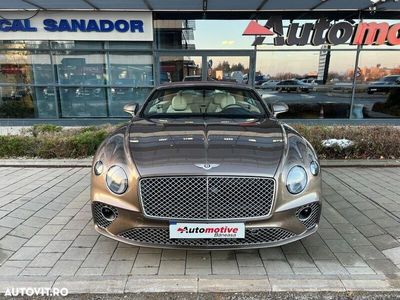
[0,0,399,125]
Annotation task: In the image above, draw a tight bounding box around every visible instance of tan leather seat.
[167,94,192,113]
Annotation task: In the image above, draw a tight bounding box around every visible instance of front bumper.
[91,200,321,250]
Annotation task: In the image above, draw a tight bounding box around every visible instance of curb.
[0,159,399,168]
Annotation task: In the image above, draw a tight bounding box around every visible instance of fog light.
[101,206,116,221]
[298,207,312,221]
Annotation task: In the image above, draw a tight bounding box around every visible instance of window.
[143,87,267,118]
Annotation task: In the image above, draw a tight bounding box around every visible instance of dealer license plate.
[169,222,245,239]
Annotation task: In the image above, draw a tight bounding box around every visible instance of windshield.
[142,87,268,118]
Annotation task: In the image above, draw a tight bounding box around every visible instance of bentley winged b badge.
[195,163,220,170]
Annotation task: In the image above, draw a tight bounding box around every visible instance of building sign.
[0,11,153,41]
[243,17,400,46]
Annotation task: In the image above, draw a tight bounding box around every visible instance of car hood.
[128,117,285,177]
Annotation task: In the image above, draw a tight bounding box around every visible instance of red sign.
[244,17,400,46]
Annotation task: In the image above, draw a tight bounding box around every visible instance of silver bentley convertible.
[91,82,322,249]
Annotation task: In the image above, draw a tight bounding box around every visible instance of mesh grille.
[296,202,320,229]
[118,227,295,247]
[139,176,275,220]
[92,202,118,228]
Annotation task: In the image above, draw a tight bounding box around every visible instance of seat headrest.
[171,95,188,111]
[220,95,235,109]
[213,93,226,105]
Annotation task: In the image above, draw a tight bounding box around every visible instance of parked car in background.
[91,82,322,249]
[276,80,311,93]
[367,75,400,94]
[260,80,280,90]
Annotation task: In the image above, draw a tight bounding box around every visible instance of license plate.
[169,222,245,239]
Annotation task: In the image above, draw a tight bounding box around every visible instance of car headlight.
[310,161,320,176]
[286,166,308,194]
[106,165,128,194]
[94,161,104,176]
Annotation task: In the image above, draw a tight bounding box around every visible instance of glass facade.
[0,41,153,118]
[0,18,399,120]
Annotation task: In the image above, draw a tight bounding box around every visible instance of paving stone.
[21,267,51,276]
[104,260,134,275]
[9,247,42,261]
[369,234,400,251]
[60,247,91,261]
[111,247,139,261]
[318,228,342,240]
[0,216,24,229]
[211,260,239,275]
[53,229,81,241]
[81,252,112,268]
[334,252,368,267]
[366,259,400,275]
[10,225,39,239]
[325,239,354,253]
[306,245,336,260]
[133,253,161,268]
[0,260,29,276]
[23,216,49,228]
[42,240,73,253]
[75,267,104,276]
[24,235,53,247]
[286,254,315,268]
[0,235,27,251]
[49,260,82,276]
[186,254,211,268]
[185,268,211,275]
[292,267,321,275]
[345,266,376,275]
[382,246,400,265]
[353,245,386,260]
[342,233,372,247]
[71,235,99,248]
[0,227,11,239]
[259,247,285,260]
[131,267,159,275]
[314,259,349,275]
[264,260,293,275]
[235,253,263,266]
[357,224,385,237]
[238,266,266,275]
[37,225,64,235]
[91,240,118,253]
[29,253,62,268]
[158,260,185,275]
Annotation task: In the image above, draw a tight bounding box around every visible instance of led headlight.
[286,166,308,194]
[310,161,320,176]
[94,161,104,176]
[106,165,128,194]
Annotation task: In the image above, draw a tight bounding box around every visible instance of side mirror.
[123,103,139,117]
[272,102,289,117]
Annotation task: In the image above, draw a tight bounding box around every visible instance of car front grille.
[118,227,295,248]
[139,176,275,220]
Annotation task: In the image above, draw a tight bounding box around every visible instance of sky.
[193,20,400,76]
